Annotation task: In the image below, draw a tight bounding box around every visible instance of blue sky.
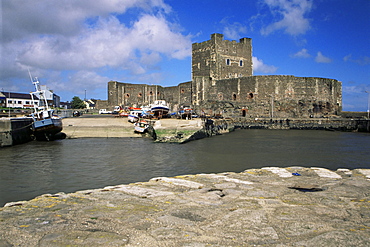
[1,0,369,111]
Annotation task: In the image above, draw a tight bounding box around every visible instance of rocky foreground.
[1,167,369,246]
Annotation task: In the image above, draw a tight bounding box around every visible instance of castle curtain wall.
[194,76,342,118]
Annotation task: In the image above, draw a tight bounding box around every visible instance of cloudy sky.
[1,0,369,111]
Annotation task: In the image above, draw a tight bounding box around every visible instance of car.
[99,109,112,114]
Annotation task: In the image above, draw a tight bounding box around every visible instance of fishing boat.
[128,108,142,123]
[134,120,149,133]
[29,74,63,141]
[150,100,169,118]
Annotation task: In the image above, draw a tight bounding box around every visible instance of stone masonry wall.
[103,74,341,119]
[192,33,252,81]
[192,75,341,118]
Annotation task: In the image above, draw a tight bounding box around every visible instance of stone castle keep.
[99,33,342,118]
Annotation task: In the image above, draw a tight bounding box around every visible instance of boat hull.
[150,100,169,117]
[151,106,169,113]
[134,121,149,133]
[33,117,63,140]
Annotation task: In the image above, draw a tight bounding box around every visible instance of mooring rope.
[0,122,34,134]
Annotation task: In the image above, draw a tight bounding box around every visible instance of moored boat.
[29,74,63,141]
[134,120,149,133]
[128,108,142,123]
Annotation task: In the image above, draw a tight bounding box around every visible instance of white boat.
[150,100,169,117]
[134,120,149,133]
[29,74,63,141]
[128,108,142,123]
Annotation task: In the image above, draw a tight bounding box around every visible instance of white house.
[0,92,39,108]
[1,85,61,109]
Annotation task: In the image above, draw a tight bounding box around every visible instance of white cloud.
[252,56,278,73]
[343,84,370,95]
[343,54,352,62]
[15,15,191,71]
[0,0,191,99]
[220,19,248,40]
[292,48,310,58]
[2,0,171,41]
[0,0,191,100]
[261,0,313,36]
[343,54,370,66]
[315,51,332,63]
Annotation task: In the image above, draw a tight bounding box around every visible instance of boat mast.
[28,70,49,117]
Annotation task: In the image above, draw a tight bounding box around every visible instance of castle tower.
[192,33,252,82]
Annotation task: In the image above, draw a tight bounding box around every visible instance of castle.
[97,33,342,118]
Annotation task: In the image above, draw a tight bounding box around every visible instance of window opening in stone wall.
[125,93,130,98]
[149,91,153,96]
[232,94,237,100]
[239,60,243,66]
[247,93,254,99]
[181,89,185,93]
[226,59,230,65]
[138,93,142,97]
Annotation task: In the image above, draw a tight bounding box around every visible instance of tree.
[71,96,86,109]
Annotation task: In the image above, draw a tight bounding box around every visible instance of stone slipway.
[1,167,369,246]
[62,117,138,138]
[62,117,203,139]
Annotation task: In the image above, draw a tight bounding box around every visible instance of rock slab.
[1,167,369,246]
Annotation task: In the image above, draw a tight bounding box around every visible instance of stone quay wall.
[2,116,367,146]
[174,117,369,144]
[1,167,369,246]
[231,118,370,132]
[61,116,369,145]
[0,117,34,147]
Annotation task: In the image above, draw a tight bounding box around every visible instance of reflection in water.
[0,129,369,206]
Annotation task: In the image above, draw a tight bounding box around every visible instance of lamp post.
[365,91,370,119]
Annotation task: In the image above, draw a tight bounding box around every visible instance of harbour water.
[1,129,369,206]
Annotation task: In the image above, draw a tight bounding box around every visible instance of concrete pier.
[62,117,138,138]
[0,117,34,147]
[62,117,204,142]
[0,167,369,246]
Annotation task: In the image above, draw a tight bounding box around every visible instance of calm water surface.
[1,129,369,206]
